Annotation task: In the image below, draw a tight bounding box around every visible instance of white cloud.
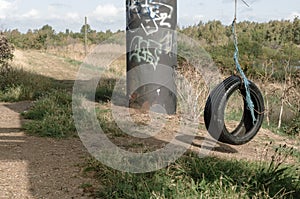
[91,4,120,21]
[22,9,40,19]
[193,15,204,22]
[0,0,14,19]
[65,12,80,21]
[0,0,12,10]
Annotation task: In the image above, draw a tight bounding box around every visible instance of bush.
[0,34,14,68]
[0,34,15,92]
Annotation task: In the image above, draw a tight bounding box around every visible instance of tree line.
[2,18,300,78]
[181,18,300,77]
[2,24,115,50]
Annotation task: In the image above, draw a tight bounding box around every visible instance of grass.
[0,66,54,101]
[22,90,76,138]
[282,114,300,137]
[95,78,116,102]
[89,102,300,198]
[262,119,300,140]
[224,91,244,121]
[64,57,83,67]
[83,150,299,199]
[95,106,129,138]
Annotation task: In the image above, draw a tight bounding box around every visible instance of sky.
[0,0,299,33]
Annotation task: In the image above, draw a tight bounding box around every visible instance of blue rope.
[232,20,257,123]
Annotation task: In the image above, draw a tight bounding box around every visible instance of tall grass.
[0,66,54,101]
[22,90,76,138]
[83,149,299,199]
[88,106,300,198]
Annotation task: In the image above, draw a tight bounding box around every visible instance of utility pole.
[126,0,177,114]
[84,16,88,56]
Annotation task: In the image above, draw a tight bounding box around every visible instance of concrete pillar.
[126,0,177,114]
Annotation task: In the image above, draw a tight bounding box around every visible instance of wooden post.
[126,0,177,114]
[84,16,88,56]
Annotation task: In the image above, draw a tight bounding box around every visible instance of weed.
[247,143,299,198]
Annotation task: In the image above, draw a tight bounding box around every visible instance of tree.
[0,34,14,90]
[0,34,14,68]
[293,17,300,45]
[37,25,55,49]
[80,24,93,35]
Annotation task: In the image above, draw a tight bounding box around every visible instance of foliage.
[0,34,14,67]
[0,34,15,95]
[3,24,115,50]
[181,18,300,78]
[22,90,76,138]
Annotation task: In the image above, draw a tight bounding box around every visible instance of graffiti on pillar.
[129,32,174,70]
[127,0,174,35]
[129,36,162,70]
[160,31,174,56]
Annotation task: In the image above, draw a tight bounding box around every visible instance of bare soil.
[0,101,99,198]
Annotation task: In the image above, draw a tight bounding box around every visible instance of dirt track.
[0,101,99,198]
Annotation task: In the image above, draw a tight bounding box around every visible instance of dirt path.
[0,102,98,198]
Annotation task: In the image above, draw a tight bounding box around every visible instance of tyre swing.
[204,0,265,145]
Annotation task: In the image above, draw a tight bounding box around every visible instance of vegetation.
[181,19,300,77]
[0,67,56,102]
[0,33,14,92]
[87,101,299,198]
[83,148,299,199]
[22,90,76,138]
[0,34,14,68]
[3,24,114,50]
[3,19,300,77]
[1,18,299,136]
[0,18,300,198]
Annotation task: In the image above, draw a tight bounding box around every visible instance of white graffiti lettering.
[129,36,162,70]
[129,32,175,70]
[128,0,174,35]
